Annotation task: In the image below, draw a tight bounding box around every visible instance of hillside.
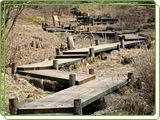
[1,2,155,115]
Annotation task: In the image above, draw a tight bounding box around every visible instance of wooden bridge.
[10,36,147,115]
[17,77,128,115]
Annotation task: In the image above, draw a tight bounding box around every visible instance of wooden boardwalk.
[17,58,82,71]
[82,30,138,36]
[119,34,148,41]
[17,69,96,85]
[17,40,145,70]
[13,37,145,115]
[18,77,128,115]
[63,40,145,55]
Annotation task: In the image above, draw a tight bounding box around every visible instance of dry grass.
[1,4,155,115]
[92,48,155,115]
[1,73,52,115]
[132,48,155,105]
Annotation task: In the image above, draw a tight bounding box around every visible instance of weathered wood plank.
[18,77,128,114]
[63,40,145,55]
[119,34,148,41]
[17,58,82,71]
[55,54,89,59]
[17,70,96,85]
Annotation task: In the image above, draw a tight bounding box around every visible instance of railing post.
[120,36,125,48]
[117,44,120,51]
[114,32,118,40]
[74,99,82,115]
[9,98,18,115]
[91,18,94,26]
[89,48,95,57]
[69,74,76,86]
[11,63,17,75]
[55,48,60,55]
[87,27,90,32]
[53,60,58,70]
[95,40,99,46]
[89,69,95,74]
[62,24,64,30]
[128,72,133,81]
[69,24,72,30]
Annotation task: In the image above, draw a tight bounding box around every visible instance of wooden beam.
[74,99,82,115]
[9,98,18,115]
[18,107,74,115]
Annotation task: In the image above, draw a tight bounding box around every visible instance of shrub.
[132,48,155,104]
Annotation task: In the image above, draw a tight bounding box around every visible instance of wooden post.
[120,36,125,48]
[74,99,82,115]
[128,72,133,81]
[69,24,72,30]
[89,69,94,74]
[58,16,61,26]
[117,44,120,51]
[91,18,94,26]
[95,40,99,46]
[42,23,45,29]
[89,16,91,23]
[62,24,64,30]
[89,48,95,57]
[137,28,140,32]
[73,27,76,34]
[87,27,90,32]
[11,63,17,75]
[114,32,118,40]
[55,48,60,55]
[9,98,18,115]
[53,60,58,70]
[53,16,55,26]
[32,41,36,47]
[69,74,76,86]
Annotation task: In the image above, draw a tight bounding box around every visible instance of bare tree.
[1,1,30,41]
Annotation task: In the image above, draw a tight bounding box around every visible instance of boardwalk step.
[17,58,82,71]
[17,69,96,85]
[63,51,89,55]
[55,54,89,59]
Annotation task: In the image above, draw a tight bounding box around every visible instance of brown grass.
[132,48,155,104]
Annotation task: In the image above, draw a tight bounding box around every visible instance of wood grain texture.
[18,77,128,114]
[17,69,95,85]
[17,58,82,71]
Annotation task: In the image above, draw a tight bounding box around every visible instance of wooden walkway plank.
[17,40,145,71]
[55,54,89,59]
[17,58,82,71]
[119,34,148,41]
[17,69,96,85]
[18,77,128,114]
[63,40,145,55]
